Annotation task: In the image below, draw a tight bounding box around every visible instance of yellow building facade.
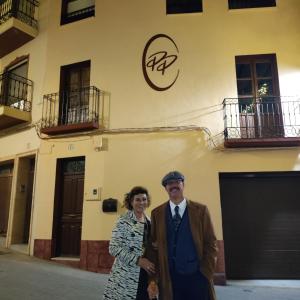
[1,0,300,282]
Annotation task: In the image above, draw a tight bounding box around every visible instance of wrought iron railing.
[0,0,39,29]
[223,97,300,140]
[0,72,33,112]
[41,86,102,129]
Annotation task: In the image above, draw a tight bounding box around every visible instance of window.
[229,0,276,9]
[61,0,95,25]
[1,58,30,111]
[167,0,202,14]
[235,54,282,138]
[59,60,91,125]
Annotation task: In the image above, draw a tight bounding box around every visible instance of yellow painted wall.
[33,131,300,245]
[32,0,300,246]
[0,0,50,159]
[0,0,50,250]
[1,0,300,254]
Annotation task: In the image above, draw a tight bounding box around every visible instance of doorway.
[0,163,13,247]
[59,61,90,125]
[10,157,35,253]
[53,157,85,257]
[235,54,283,138]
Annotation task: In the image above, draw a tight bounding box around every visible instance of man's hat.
[161,171,185,187]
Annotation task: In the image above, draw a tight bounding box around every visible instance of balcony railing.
[41,86,103,135]
[0,0,39,29]
[0,72,33,112]
[223,96,300,147]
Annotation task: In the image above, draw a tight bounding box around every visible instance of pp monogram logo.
[142,34,179,91]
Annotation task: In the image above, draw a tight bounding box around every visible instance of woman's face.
[131,193,148,215]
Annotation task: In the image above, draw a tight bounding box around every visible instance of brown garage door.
[219,171,300,279]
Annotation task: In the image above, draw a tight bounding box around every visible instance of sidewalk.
[0,249,300,300]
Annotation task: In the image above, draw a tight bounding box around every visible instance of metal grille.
[0,72,33,112]
[0,0,39,28]
[41,86,103,129]
[223,97,300,139]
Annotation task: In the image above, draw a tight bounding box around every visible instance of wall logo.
[142,34,179,91]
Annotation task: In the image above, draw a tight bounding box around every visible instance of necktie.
[173,205,181,231]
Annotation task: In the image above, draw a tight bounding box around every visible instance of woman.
[103,186,155,300]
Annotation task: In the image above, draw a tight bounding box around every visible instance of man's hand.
[137,257,155,274]
[147,281,159,299]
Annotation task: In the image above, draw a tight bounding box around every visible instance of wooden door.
[0,164,13,236]
[220,172,300,279]
[56,158,85,257]
[59,61,90,125]
[235,54,282,138]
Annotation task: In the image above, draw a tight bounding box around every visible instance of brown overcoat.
[149,200,218,300]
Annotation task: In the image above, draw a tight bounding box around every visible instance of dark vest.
[166,205,200,275]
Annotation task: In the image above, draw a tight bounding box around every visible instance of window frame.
[59,60,91,125]
[228,0,276,10]
[60,0,95,25]
[166,0,203,15]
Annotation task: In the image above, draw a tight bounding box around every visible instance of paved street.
[0,249,300,300]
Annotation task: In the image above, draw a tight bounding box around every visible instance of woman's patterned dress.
[103,210,149,300]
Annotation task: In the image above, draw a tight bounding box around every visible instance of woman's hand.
[147,281,159,299]
[137,257,155,274]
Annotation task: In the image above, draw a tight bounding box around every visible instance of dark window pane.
[0,164,13,175]
[167,0,202,14]
[237,80,252,95]
[256,63,272,78]
[260,98,278,113]
[229,0,276,9]
[236,63,251,79]
[63,160,85,173]
[238,98,255,114]
[257,79,273,96]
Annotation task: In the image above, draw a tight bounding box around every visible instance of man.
[148,171,217,300]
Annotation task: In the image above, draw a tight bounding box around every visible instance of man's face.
[165,179,184,200]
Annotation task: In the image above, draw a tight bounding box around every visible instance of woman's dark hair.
[123,186,151,210]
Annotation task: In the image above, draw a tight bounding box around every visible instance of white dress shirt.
[169,198,187,218]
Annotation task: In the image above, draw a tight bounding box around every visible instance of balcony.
[0,0,39,58]
[0,72,32,129]
[41,86,104,135]
[223,97,300,148]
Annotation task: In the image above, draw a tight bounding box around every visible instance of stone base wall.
[80,240,114,273]
[33,239,226,285]
[215,240,226,285]
[33,239,52,259]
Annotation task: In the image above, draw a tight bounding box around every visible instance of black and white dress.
[103,211,151,300]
